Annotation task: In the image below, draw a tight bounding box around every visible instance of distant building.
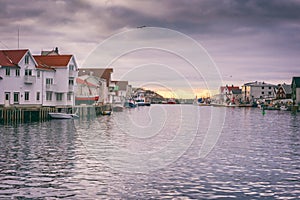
[276,83,292,99]
[78,68,113,87]
[230,89,242,104]
[75,75,107,105]
[242,81,277,102]
[291,77,300,105]
[41,47,60,56]
[219,85,240,103]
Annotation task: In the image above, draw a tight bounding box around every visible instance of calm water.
[0,105,299,199]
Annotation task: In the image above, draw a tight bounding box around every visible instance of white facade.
[0,50,43,107]
[38,56,78,107]
[242,81,277,102]
[0,49,78,108]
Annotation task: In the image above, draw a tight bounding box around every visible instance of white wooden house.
[0,49,78,108]
[0,49,42,107]
[33,55,78,107]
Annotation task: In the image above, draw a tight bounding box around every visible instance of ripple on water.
[0,106,299,199]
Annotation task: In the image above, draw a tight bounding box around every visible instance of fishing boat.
[167,98,176,104]
[49,112,79,119]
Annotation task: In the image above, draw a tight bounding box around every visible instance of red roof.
[0,49,28,67]
[33,55,72,68]
[76,78,97,87]
[220,86,240,93]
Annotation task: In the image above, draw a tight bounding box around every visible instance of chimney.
[55,47,59,54]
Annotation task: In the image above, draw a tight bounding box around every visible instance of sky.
[1,0,300,98]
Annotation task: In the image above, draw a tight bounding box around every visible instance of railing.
[24,75,36,84]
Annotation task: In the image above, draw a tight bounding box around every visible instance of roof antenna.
[18,26,20,49]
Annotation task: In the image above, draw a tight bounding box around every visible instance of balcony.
[24,75,36,84]
[46,84,57,91]
[69,70,77,77]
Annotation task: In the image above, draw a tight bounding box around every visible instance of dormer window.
[25,54,29,64]
[69,64,74,71]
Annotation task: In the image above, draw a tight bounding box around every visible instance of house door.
[13,92,19,104]
[4,92,10,107]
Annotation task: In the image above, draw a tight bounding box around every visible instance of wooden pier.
[0,104,112,125]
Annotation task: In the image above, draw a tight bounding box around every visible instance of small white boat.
[280,106,288,111]
[49,112,79,119]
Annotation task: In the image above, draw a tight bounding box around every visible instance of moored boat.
[49,112,79,119]
[280,105,288,111]
[101,110,112,115]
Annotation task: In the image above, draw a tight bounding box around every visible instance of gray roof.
[281,84,292,94]
[243,81,277,87]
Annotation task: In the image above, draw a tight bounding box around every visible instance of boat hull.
[49,113,79,119]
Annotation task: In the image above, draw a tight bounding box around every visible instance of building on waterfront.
[276,83,292,99]
[241,81,277,103]
[0,48,79,108]
[230,89,242,104]
[110,81,132,104]
[0,49,41,107]
[33,54,78,108]
[291,77,300,105]
[78,68,113,87]
[75,75,107,105]
[219,85,240,104]
[78,68,116,103]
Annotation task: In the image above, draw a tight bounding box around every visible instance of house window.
[36,92,40,101]
[5,92,10,101]
[262,87,264,89]
[262,91,264,95]
[268,91,272,95]
[69,79,74,85]
[67,92,72,101]
[25,69,32,76]
[69,64,74,71]
[15,68,20,76]
[37,70,40,78]
[46,78,53,85]
[269,87,271,89]
[14,92,19,104]
[5,68,10,76]
[25,92,29,101]
[56,93,63,101]
[25,55,29,64]
[46,92,52,101]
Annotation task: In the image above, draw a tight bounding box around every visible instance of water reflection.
[0,106,299,199]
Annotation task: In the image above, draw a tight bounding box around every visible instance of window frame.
[5,68,10,76]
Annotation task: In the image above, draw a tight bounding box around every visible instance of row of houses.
[214,78,300,106]
[0,48,133,108]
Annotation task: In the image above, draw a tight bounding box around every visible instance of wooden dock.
[0,104,112,125]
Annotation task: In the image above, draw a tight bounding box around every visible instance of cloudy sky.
[1,0,299,98]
